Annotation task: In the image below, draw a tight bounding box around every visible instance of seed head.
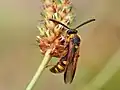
[37,0,75,57]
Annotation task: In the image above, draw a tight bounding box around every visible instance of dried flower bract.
[37,0,75,57]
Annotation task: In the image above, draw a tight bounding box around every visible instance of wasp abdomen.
[50,57,67,73]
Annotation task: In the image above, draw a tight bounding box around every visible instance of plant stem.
[25,49,52,90]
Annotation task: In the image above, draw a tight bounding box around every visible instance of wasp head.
[67,29,78,35]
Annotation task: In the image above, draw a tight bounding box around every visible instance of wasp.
[48,18,95,84]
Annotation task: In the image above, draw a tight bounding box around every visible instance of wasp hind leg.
[45,64,55,68]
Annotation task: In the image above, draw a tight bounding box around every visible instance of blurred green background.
[0,0,120,90]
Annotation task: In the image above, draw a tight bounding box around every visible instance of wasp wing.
[64,36,80,84]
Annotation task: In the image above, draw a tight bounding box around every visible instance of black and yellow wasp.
[48,18,95,84]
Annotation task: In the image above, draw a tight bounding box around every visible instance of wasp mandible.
[48,18,95,84]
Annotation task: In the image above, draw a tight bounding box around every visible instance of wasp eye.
[67,30,73,34]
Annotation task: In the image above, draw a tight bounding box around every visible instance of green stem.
[25,49,52,90]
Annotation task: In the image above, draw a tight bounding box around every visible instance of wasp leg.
[45,64,55,68]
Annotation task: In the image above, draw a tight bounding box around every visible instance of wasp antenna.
[49,19,71,30]
[74,19,95,30]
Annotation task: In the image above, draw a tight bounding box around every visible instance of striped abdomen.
[50,56,67,73]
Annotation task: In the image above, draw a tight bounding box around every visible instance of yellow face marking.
[58,64,64,70]
[63,61,67,65]
[55,68,59,72]
[66,34,74,42]
[69,34,74,39]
